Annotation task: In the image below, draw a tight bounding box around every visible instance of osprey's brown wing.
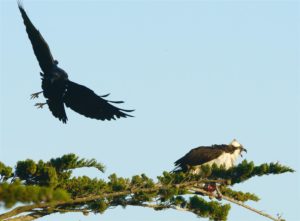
[174,145,228,170]
[18,2,55,73]
[64,81,134,121]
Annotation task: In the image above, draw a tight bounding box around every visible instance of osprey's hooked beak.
[240,146,247,157]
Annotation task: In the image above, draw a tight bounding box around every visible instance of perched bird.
[173,139,247,173]
[18,2,134,123]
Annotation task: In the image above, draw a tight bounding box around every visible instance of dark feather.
[47,99,67,123]
[41,75,68,123]
[99,93,110,98]
[64,81,134,121]
[107,100,124,104]
[18,2,54,74]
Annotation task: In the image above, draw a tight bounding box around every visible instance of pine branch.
[3,212,48,221]
[1,178,283,221]
[0,179,221,220]
[219,186,259,202]
[190,187,284,221]
[0,181,70,208]
[50,154,105,173]
[0,162,13,182]
[207,160,294,184]
[0,155,293,221]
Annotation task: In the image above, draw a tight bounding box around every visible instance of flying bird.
[18,2,134,123]
[173,139,247,173]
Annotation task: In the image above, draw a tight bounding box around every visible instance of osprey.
[174,139,247,173]
[18,2,134,123]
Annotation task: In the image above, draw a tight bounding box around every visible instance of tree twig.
[3,212,48,221]
[190,187,284,221]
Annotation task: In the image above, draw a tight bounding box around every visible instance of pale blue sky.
[0,0,299,220]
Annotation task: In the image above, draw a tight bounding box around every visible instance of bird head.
[230,139,247,157]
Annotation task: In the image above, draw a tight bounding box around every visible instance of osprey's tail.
[170,165,188,173]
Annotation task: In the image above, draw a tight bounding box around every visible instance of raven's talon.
[35,103,46,109]
[30,94,39,99]
[30,91,42,99]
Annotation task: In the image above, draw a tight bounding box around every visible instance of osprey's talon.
[204,183,216,192]
[35,102,46,109]
[30,91,43,99]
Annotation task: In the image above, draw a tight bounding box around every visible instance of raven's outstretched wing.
[18,2,55,73]
[64,81,134,121]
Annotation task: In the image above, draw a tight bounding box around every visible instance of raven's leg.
[30,91,43,99]
[35,102,47,109]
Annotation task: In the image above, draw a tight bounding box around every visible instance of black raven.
[18,2,134,123]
